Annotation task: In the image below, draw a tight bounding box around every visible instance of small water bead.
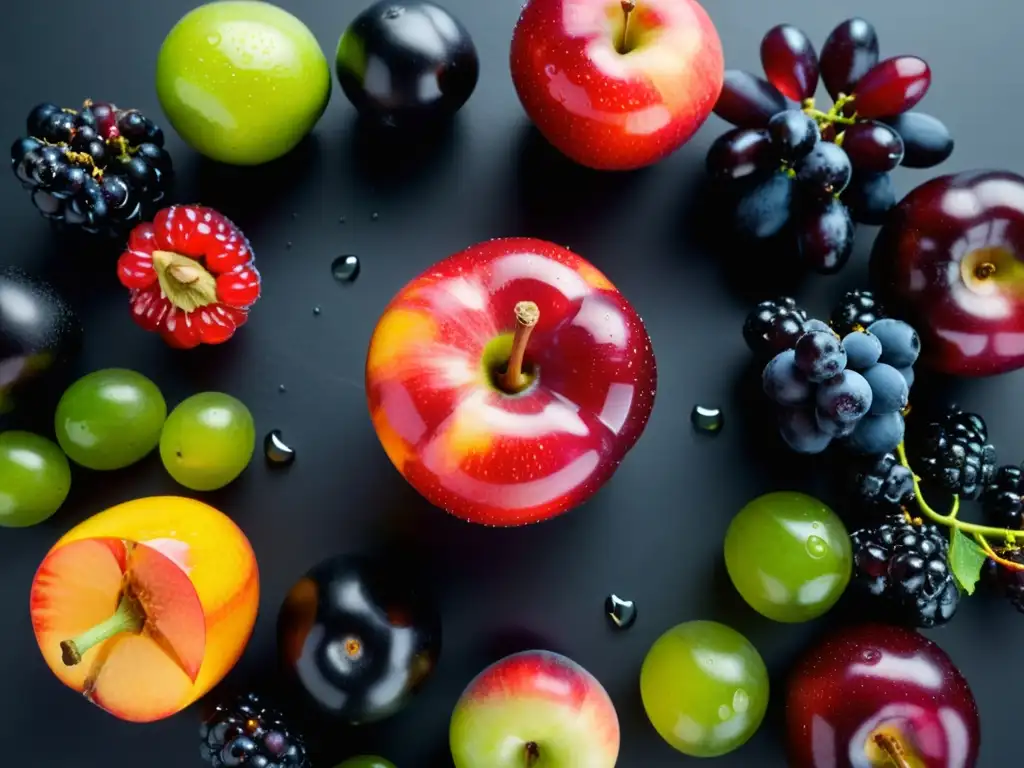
[264,430,295,467]
[278,384,287,393]
[313,306,321,316]
[331,255,361,283]
[605,594,637,630]
[691,405,724,433]
[286,241,293,249]
[370,212,379,221]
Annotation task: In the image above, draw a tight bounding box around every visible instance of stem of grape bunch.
[895,443,1024,570]
[803,93,858,130]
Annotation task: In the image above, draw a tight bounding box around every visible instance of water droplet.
[291,212,299,220]
[338,216,347,224]
[264,430,295,466]
[604,594,637,630]
[861,648,881,664]
[285,241,293,249]
[332,255,361,283]
[383,6,404,19]
[313,306,321,316]
[732,689,749,713]
[370,212,379,221]
[206,33,221,46]
[691,405,723,433]
[278,384,287,393]
[806,535,828,559]
[718,704,732,721]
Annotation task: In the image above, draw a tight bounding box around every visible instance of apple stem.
[873,733,913,768]
[60,591,145,667]
[524,742,541,767]
[618,1,636,54]
[499,301,540,394]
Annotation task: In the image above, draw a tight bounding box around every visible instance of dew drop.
[718,704,732,721]
[338,216,347,224]
[370,212,379,221]
[691,405,723,433]
[206,33,221,46]
[313,306,321,316]
[278,384,287,393]
[383,6,404,19]
[332,254,361,283]
[285,241,293,249]
[861,648,881,664]
[806,535,828,559]
[604,594,637,630]
[732,689,749,713]
[264,430,295,466]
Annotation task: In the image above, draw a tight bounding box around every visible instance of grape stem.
[803,93,858,131]
[895,442,1024,569]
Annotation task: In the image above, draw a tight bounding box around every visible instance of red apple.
[365,238,656,526]
[449,650,620,767]
[871,169,1024,376]
[787,623,979,768]
[510,0,724,171]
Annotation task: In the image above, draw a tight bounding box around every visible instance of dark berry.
[830,289,886,336]
[200,692,310,768]
[33,146,67,187]
[850,515,959,627]
[88,102,118,139]
[100,176,130,209]
[11,137,43,185]
[26,103,61,136]
[135,142,172,171]
[851,451,915,514]
[116,111,149,143]
[912,406,997,500]
[794,329,847,382]
[991,549,1024,613]
[70,125,98,150]
[41,111,76,144]
[742,296,808,359]
[982,464,1024,530]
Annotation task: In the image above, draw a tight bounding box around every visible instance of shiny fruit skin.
[55,368,166,470]
[725,492,851,622]
[799,198,855,275]
[881,112,954,169]
[0,267,81,414]
[820,18,879,101]
[334,758,396,768]
[640,620,768,757]
[336,0,478,125]
[841,121,904,172]
[0,431,71,527]
[156,0,331,165]
[160,392,255,491]
[786,623,979,768]
[365,238,656,526]
[870,169,1024,376]
[852,56,931,119]
[715,70,789,128]
[760,24,819,102]
[278,554,441,724]
[705,127,774,181]
[510,0,724,170]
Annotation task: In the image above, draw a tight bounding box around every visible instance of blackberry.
[982,464,1024,529]
[912,407,997,500]
[851,451,915,514]
[991,549,1024,614]
[850,514,960,627]
[10,99,173,236]
[200,692,309,768]
[830,289,886,337]
[742,296,808,360]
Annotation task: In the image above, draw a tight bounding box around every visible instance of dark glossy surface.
[820,18,879,101]
[4,1,1024,766]
[335,0,479,126]
[277,555,441,725]
[852,56,931,119]
[786,623,979,767]
[760,24,820,102]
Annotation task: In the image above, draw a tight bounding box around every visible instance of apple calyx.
[498,301,540,394]
[617,1,637,54]
[524,741,541,767]
[60,591,145,667]
[152,250,219,313]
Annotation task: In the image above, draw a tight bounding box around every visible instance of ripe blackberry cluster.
[829,289,887,338]
[911,407,997,500]
[851,451,915,514]
[742,296,808,361]
[982,464,1024,530]
[200,692,310,768]
[10,100,172,236]
[707,19,954,276]
[850,514,960,628]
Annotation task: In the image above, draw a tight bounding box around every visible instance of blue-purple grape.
[761,24,819,102]
[779,407,833,454]
[820,18,879,101]
[733,170,794,239]
[803,319,835,336]
[706,128,775,181]
[842,172,896,225]
[714,70,790,129]
[840,121,904,172]
[880,112,954,169]
[867,318,921,368]
[816,369,872,422]
[862,363,909,415]
[767,110,818,162]
[763,349,812,406]
[898,366,915,388]
[843,411,905,455]
[794,330,847,383]
[798,198,855,274]
[795,142,852,197]
[843,331,883,370]
[816,410,858,438]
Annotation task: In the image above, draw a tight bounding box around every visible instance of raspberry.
[116,205,260,349]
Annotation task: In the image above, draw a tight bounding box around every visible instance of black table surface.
[2,0,1022,765]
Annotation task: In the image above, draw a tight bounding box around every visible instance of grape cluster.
[850,514,960,628]
[10,100,173,236]
[707,19,954,274]
[745,293,920,455]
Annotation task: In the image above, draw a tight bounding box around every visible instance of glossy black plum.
[277,554,441,725]
[0,267,80,414]
[335,0,479,126]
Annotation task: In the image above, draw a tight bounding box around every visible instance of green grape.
[54,369,167,470]
[640,620,768,758]
[334,758,397,768]
[0,431,72,527]
[724,491,852,623]
[160,392,255,491]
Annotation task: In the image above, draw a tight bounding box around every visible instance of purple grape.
[794,330,847,382]
[714,70,790,128]
[733,170,794,240]
[843,411,905,455]
[862,363,909,415]
[798,198,855,275]
[841,121,904,172]
[842,331,883,370]
[816,409,858,438]
[795,142,852,197]
[866,318,921,368]
[779,407,833,454]
[842,172,895,225]
[880,112,954,169]
[897,366,915,388]
[820,18,880,101]
[706,128,775,181]
[763,349,812,406]
[760,24,819,102]
[767,110,819,162]
[816,369,873,422]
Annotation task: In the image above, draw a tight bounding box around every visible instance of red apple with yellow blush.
[365,238,656,526]
[29,496,259,722]
[510,0,724,171]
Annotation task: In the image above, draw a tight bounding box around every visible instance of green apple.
[334,758,396,768]
[156,0,331,165]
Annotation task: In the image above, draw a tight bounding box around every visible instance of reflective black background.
[1,0,1022,765]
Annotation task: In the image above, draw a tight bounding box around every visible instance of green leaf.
[948,529,988,595]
